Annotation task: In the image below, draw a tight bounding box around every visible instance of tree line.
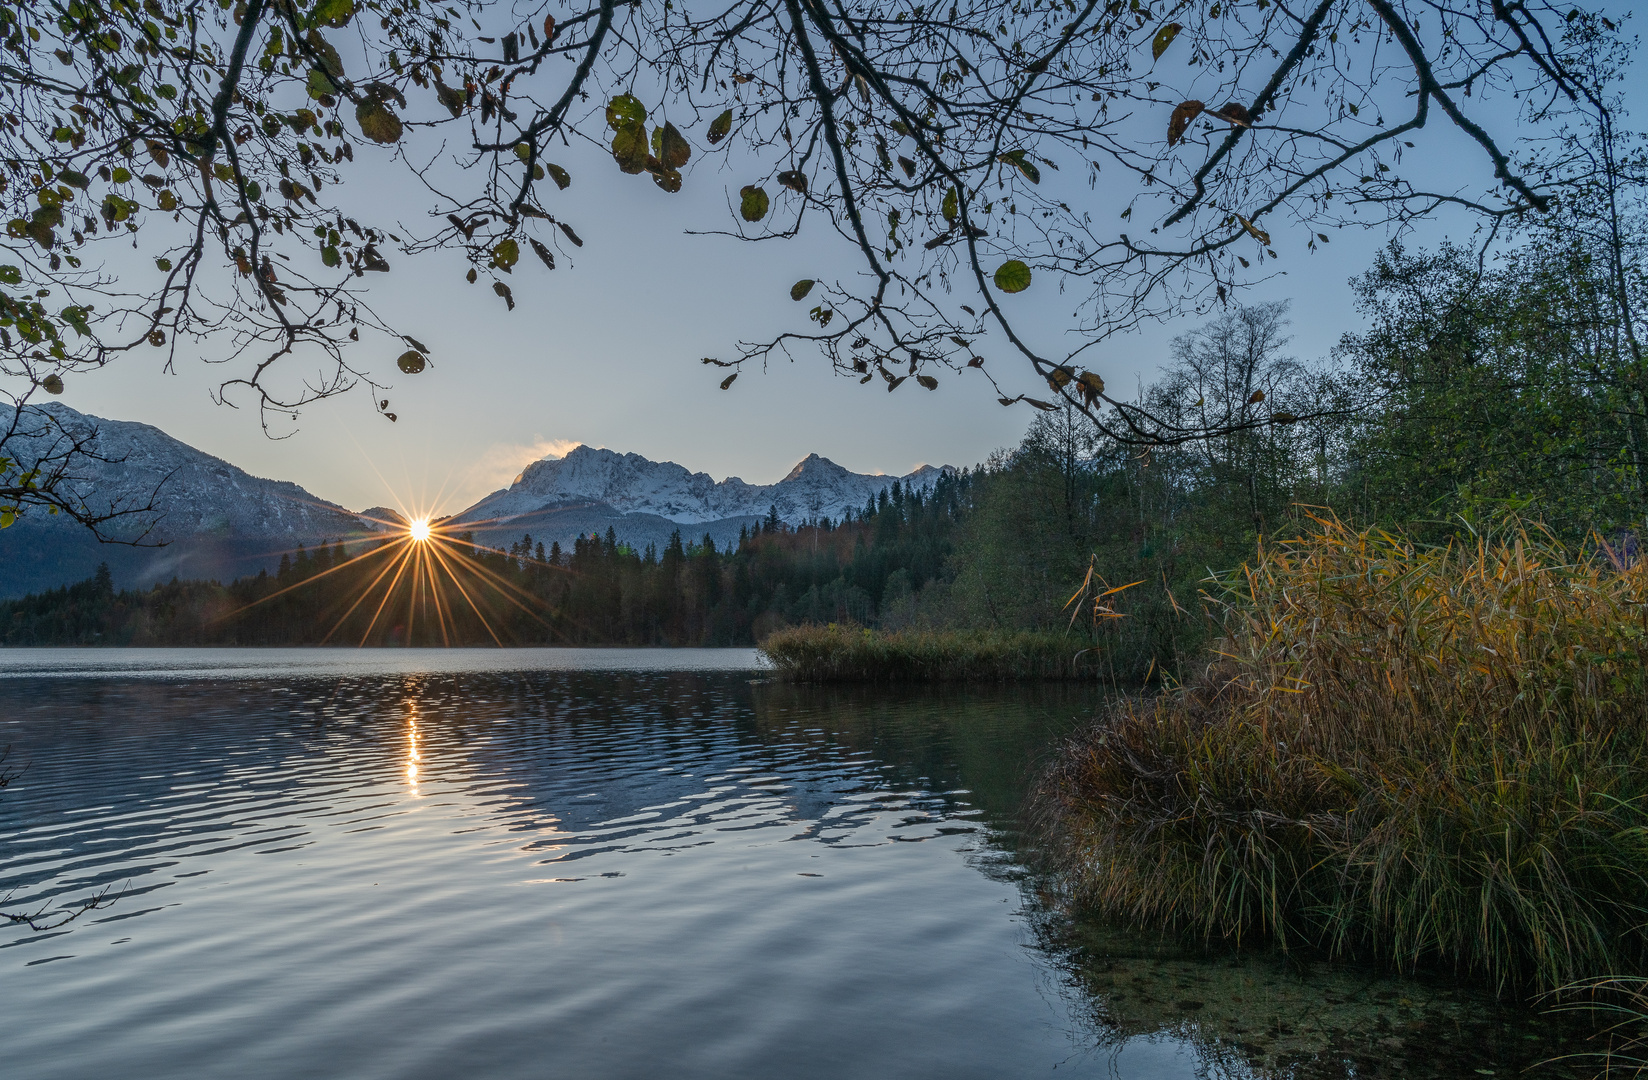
[0,472,972,646]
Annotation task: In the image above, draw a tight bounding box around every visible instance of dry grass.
[758,624,1099,682]
[1040,516,1648,994]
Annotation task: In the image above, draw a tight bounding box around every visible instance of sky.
[19,15,1648,517]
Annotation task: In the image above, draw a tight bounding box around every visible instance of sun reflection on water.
[405,706,423,794]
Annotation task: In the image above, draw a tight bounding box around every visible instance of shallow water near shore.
[0,649,1603,1079]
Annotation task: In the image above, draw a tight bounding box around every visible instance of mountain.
[0,405,952,598]
[450,445,951,551]
[0,403,383,598]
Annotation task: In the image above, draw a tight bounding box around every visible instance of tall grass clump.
[759,625,1098,682]
[1040,516,1648,994]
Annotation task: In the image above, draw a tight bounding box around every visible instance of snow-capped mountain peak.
[456,445,953,529]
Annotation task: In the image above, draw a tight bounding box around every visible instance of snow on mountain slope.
[454,445,951,529]
[1,402,375,540]
[0,403,382,596]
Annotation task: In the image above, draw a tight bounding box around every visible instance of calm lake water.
[0,649,1602,1079]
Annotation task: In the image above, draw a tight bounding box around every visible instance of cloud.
[469,437,586,493]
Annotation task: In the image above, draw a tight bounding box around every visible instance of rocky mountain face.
[0,406,951,597]
[455,445,949,533]
[0,403,382,598]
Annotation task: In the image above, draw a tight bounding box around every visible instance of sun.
[408,517,432,543]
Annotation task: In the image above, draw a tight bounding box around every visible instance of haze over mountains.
[0,404,951,598]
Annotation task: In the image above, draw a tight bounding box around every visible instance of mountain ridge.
[0,406,952,597]
[457,443,950,530]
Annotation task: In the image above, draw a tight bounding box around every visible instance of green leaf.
[545,163,571,190]
[0,509,13,529]
[707,109,733,145]
[740,185,769,222]
[310,0,355,28]
[397,350,427,374]
[997,150,1040,184]
[0,265,21,285]
[658,122,691,170]
[356,99,403,144]
[492,238,519,272]
[307,67,339,100]
[994,260,1032,293]
[610,122,648,174]
[942,187,958,224]
[605,94,646,131]
[306,30,344,76]
[41,373,63,394]
[1151,22,1182,61]
[790,279,815,301]
[321,245,341,267]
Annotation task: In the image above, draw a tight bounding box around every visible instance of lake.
[0,649,1599,1079]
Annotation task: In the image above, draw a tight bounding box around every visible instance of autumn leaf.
[611,122,648,174]
[1168,100,1204,147]
[1236,214,1270,246]
[435,78,465,117]
[492,238,519,272]
[397,350,427,374]
[997,150,1040,184]
[658,122,691,170]
[916,374,938,390]
[720,372,738,390]
[544,163,571,190]
[707,109,733,145]
[777,170,807,193]
[356,99,403,144]
[493,281,515,309]
[1151,22,1182,61]
[559,221,583,247]
[529,237,556,269]
[791,279,815,301]
[1247,389,1265,404]
[740,185,770,222]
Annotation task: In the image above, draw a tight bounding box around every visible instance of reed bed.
[1040,517,1648,995]
[758,625,1097,682]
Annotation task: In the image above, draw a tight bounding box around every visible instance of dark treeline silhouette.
[0,473,972,647]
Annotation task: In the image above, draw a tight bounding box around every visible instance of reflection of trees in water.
[745,681,1100,840]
